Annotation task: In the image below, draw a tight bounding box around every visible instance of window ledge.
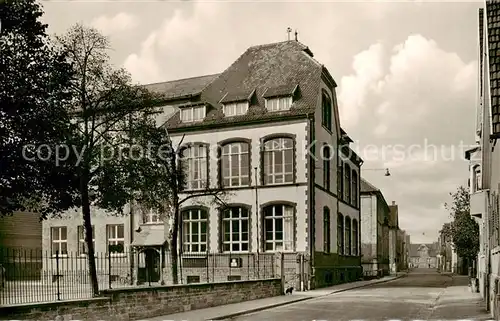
[322,124,333,134]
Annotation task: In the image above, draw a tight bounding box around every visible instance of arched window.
[262,137,294,185]
[323,207,331,253]
[352,170,358,207]
[263,203,294,251]
[180,144,209,190]
[352,219,358,256]
[182,208,208,253]
[337,213,344,255]
[344,163,351,203]
[322,91,332,131]
[221,142,250,187]
[472,165,481,193]
[222,206,250,252]
[345,217,352,255]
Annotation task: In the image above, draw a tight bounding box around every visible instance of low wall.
[0,278,282,321]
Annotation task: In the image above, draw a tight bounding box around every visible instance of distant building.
[409,243,438,269]
[360,178,390,276]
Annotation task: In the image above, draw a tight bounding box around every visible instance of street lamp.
[362,168,391,176]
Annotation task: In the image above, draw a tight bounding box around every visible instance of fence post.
[55,251,61,301]
[108,251,112,289]
[280,252,285,295]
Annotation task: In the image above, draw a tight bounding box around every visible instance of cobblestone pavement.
[224,269,491,321]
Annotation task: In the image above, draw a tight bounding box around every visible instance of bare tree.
[56,24,168,296]
[165,135,229,284]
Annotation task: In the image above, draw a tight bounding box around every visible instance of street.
[224,269,491,321]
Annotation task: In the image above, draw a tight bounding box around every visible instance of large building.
[42,40,363,290]
[409,243,438,269]
[360,178,390,276]
[466,2,500,316]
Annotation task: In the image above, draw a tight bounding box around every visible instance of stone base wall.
[0,279,282,321]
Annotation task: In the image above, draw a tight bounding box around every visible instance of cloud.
[91,12,138,36]
[345,34,476,243]
[337,43,385,129]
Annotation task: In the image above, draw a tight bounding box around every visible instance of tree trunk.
[171,202,180,285]
[81,171,99,296]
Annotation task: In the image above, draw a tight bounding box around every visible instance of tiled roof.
[486,1,500,135]
[164,41,326,132]
[360,178,379,193]
[144,74,219,100]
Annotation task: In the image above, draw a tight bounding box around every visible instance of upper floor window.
[221,142,250,187]
[337,213,344,255]
[143,208,162,224]
[263,204,294,252]
[472,165,481,193]
[106,224,125,255]
[222,207,249,252]
[265,97,292,112]
[181,144,208,190]
[344,163,351,203]
[180,106,206,123]
[338,160,343,196]
[51,226,67,256]
[263,137,294,185]
[182,208,208,253]
[323,145,331,191]
[323,207,331,253]
[352,170,358,207]
[223,102,248,117]
[78,225,95,256]
[352,219,359,256]
[345,216,352,256]
[322,91,332,131]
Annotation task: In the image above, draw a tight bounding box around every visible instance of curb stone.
[209,273,406,320]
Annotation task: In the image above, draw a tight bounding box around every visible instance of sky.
[40,0,484,244]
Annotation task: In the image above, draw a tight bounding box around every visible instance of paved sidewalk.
[428,276,490,320]
[144,273,406,321]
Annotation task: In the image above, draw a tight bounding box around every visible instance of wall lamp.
[362,168,391,177]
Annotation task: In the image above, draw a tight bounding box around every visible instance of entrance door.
[145,249,161,283]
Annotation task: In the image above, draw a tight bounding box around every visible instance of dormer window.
[180,105,206,123]
[265,96,292,112]
[262,84,299,112]
[223,101,248,116]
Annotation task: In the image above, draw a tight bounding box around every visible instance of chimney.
[392,201,396,206]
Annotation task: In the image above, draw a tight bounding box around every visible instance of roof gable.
[165,41,325,132]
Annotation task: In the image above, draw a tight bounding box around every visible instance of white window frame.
[223,101,248,116]
[221,142,250,187]
[78,225,95,257]
[107,224,125,257]
[472,165,481,193]
[265,96,292,112]
[222,207,250,253]
[182,145,208,190]
[263,204,294,252]
[180,106,206,123]
[143,208,162,224]
[263,138,294,185]
[51,226,68,257]
[182,209,208,253]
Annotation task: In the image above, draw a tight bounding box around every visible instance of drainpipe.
[307,113,315,289]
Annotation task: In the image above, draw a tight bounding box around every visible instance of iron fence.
[0,248,289,306]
